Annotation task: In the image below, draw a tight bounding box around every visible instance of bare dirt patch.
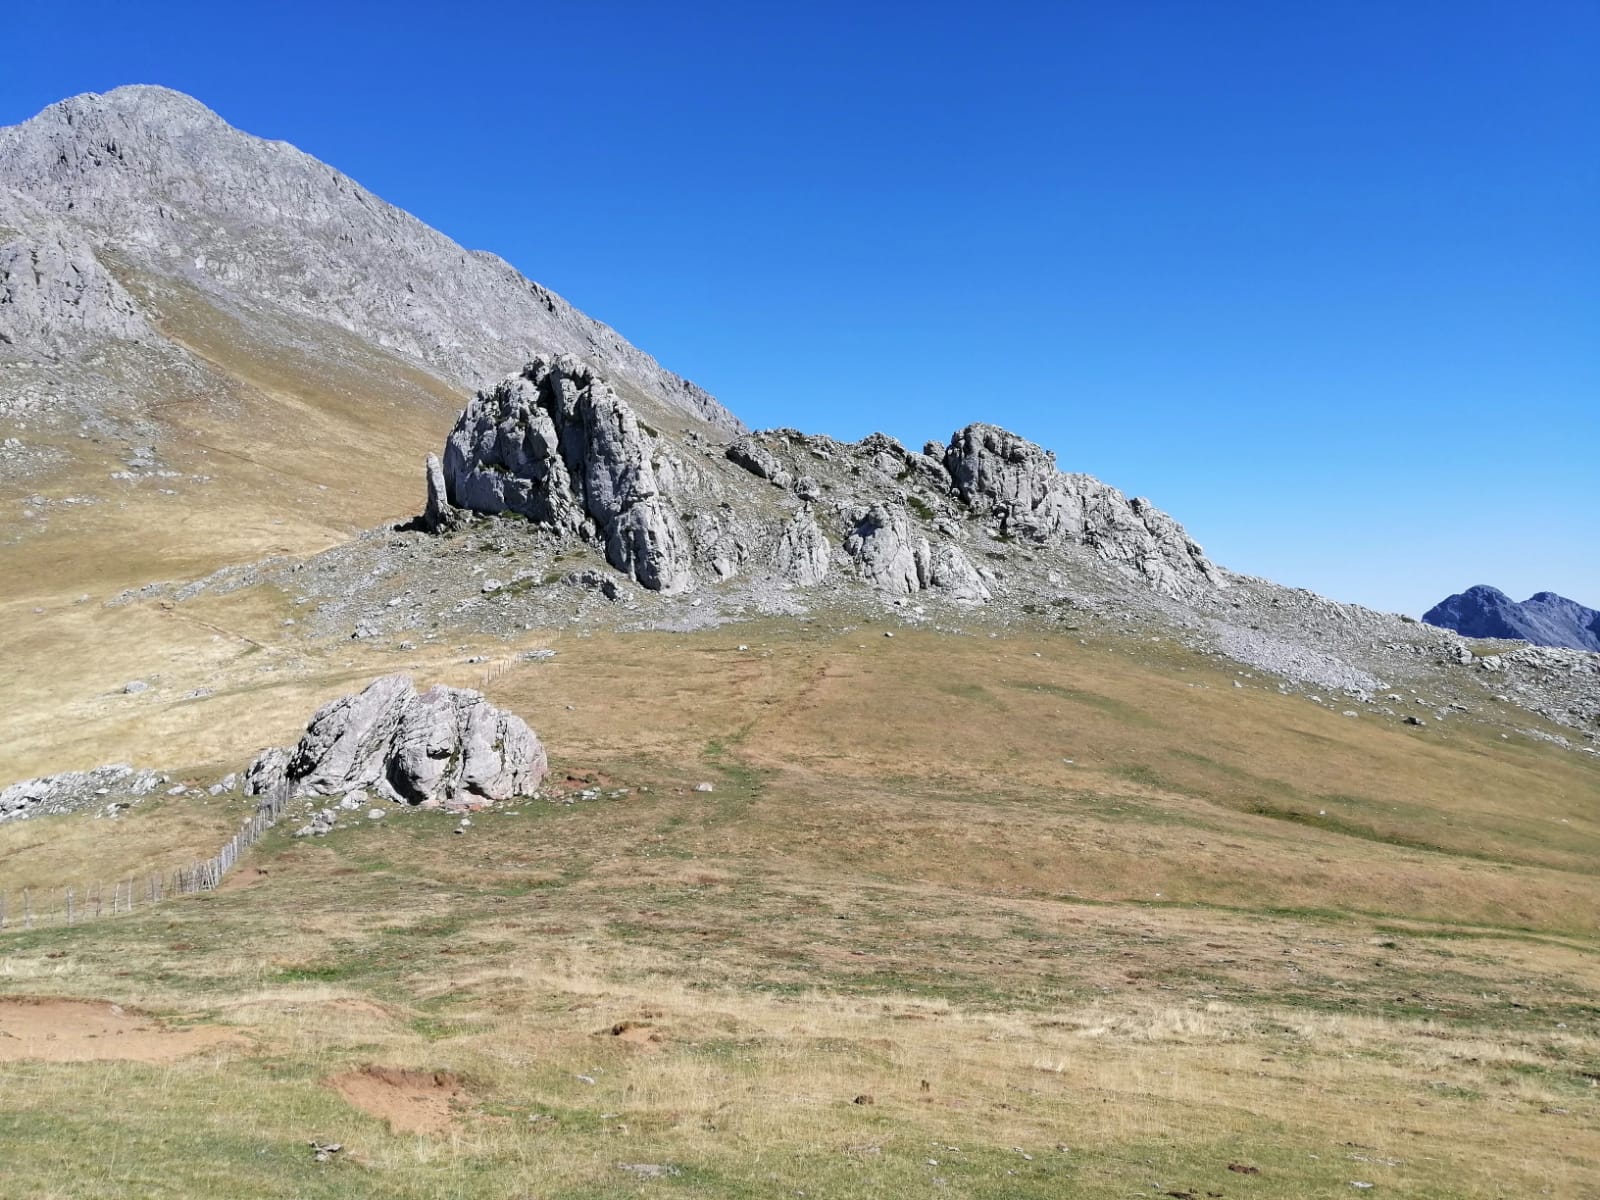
[218,865,271,892]
[0,996,243,1062]
[606,1019,665,1051]
[326,1065,470,1135]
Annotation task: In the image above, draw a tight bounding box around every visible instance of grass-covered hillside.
[3,624,1597,1199]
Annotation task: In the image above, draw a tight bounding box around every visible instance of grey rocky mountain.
[246,675,547,811]
[1,83,1594,804]
[0,85,740,431]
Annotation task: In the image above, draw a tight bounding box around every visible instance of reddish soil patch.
[326,1065,470,1135]
[218,866,270,892]
[0,996,243,1062]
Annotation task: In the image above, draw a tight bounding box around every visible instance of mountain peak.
[10,84,231,153]
[1423,585,1600,652]
[62,83,222,116]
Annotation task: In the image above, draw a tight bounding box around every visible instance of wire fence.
[0,779,291,932]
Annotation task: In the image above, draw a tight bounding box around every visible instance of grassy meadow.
[3,622,1598,1198]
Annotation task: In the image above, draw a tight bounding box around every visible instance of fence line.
[0,780,291,933]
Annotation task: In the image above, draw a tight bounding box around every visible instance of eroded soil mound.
[0,996,242,1062]
[326,1064,469,1135]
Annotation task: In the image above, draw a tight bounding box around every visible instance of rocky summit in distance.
[1424,585,1600,653]
[246,675,547,812]
[431,354,1222,603]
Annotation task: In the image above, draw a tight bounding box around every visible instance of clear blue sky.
[5,1,1596,615]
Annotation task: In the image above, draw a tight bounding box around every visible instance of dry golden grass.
[1,612,1597,1196]
[2,855,1596,1198]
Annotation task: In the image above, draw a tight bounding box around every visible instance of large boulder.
[725,436,792,489]
[441,354,694,592]
[252,675,546,811]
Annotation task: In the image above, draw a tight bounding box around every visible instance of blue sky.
[5,1,1595,615]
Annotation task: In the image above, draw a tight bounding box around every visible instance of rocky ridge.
[430,355,1220,607]
[132,353,1594,753]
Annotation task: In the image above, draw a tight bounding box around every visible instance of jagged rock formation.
[442,355,694,592]
[432,360,1219,604]
[247,676,546,811]
[772,510,831,586]
[0,85,741,429]
[1424,585,1600,652]
[845,503,931,594]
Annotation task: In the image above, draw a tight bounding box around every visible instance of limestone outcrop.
[773,510,831,585]
[249,675,546,811]
[421,454,457,533]
[0,764,164,825]
[927,541,990,604]
[845,503,930,594]
[442,355,694,592]
[725,437,792,489]
[425,359,1224,607]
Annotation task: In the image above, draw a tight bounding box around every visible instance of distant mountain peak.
[1423,586,1600,652]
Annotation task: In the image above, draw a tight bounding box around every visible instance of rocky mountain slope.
[1425,585,1600,652]
[113,349,1592,761]
[0,84,737,427]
